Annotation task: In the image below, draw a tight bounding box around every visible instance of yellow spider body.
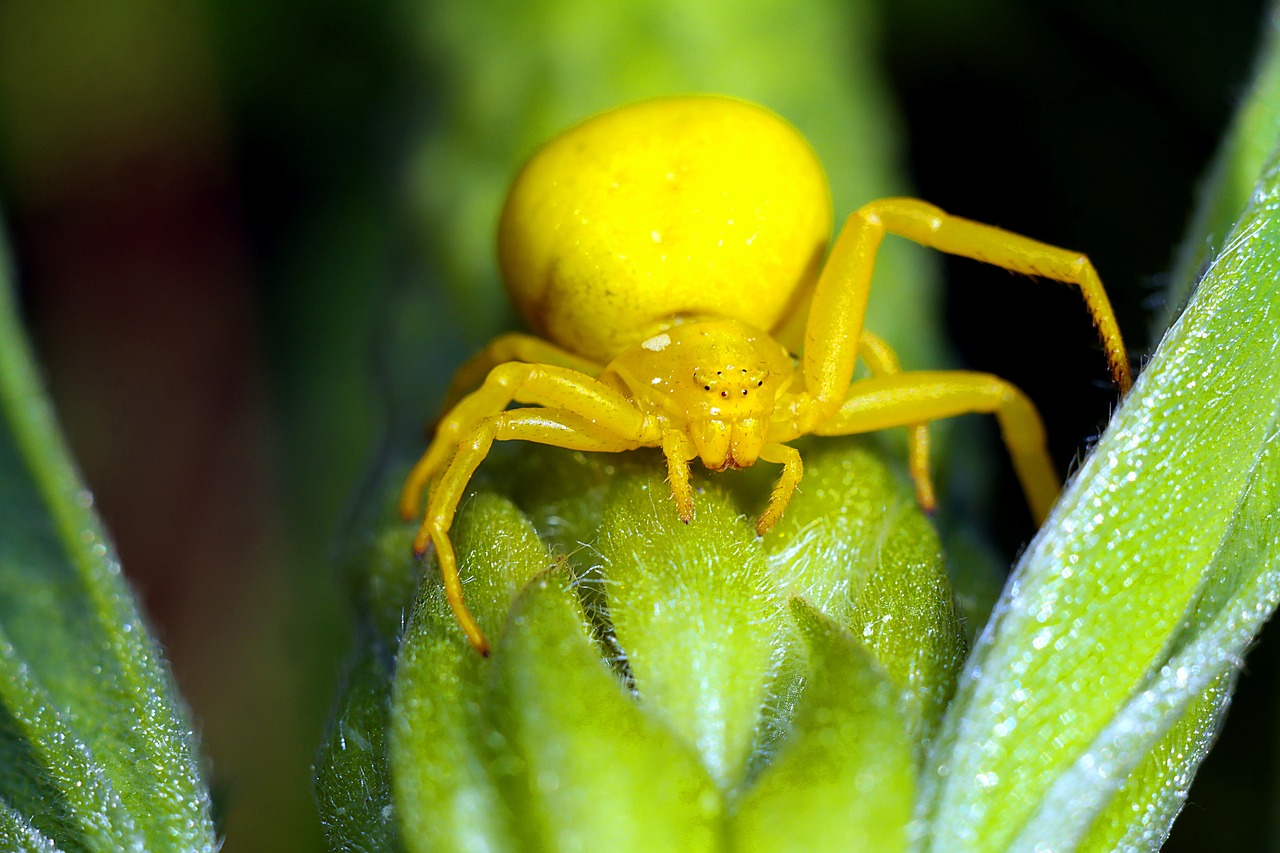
[402,95,1132,655]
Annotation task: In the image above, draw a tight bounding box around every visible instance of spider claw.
[677,497,695,524]
[672,490,696,524]
[755,512,779,537]
[915,485,938,516]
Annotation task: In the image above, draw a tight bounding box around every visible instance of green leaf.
[389,493,551,853]
[919,141,1280,852]
[763,441,965,757]
[490,569,720,851]
[0,796,62,853]
[728,599,913,853]
[0,239,216,849]
[599,474,780,789]
[1075,674,1231,852]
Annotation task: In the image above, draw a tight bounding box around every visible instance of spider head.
[677,321,795,471]
[611,318,797,470]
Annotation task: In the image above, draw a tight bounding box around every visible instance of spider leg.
[814,370,1058,524]
[662,430,698,522]
[800,198,1131,426]
[858,330,935,512]
[862,198,1131,391]
[399,361,651,520]
[763,331,932,528]
[756,443,803,534]
[420,408,645,655]
[435,333,603,417]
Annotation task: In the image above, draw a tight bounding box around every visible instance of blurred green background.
[0,0,1270,849]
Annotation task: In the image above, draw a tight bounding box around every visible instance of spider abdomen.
[498,96,832,363]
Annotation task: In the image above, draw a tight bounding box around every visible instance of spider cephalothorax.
[604,320,792,472]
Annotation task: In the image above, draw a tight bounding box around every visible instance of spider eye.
[720,390,728,398]
[757,380,763,387]
[704,385,711,391]
[741,389,748,396]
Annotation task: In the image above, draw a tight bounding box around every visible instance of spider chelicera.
[400,95,1132,655]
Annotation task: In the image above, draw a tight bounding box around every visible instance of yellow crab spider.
[400,95,1132,656]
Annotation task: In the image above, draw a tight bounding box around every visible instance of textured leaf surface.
[1075,674,1231,852]
[728,599,913,853]
[492,570,720,851]
[763,442,964,757]
[600,477,780,789]
[314,630,398,853]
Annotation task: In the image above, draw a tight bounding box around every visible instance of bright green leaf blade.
[491,569,720,852]
[600,475,780,789]
[1010,379,1280,849]
[1075,674,1231,852]
[921,143,1280,851]
[0,630,139,850]
[0,239,215,850]
[729,599,913,853]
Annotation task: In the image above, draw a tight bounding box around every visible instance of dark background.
[0,0,1270,848]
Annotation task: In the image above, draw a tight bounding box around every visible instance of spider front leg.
[399,361,648,521]
[662,431,698,522]
[815,371,1058,523]
[435,333,603,417]
[803,197,1132,416]
[799,196,1131,519]
[420,408,646,655]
